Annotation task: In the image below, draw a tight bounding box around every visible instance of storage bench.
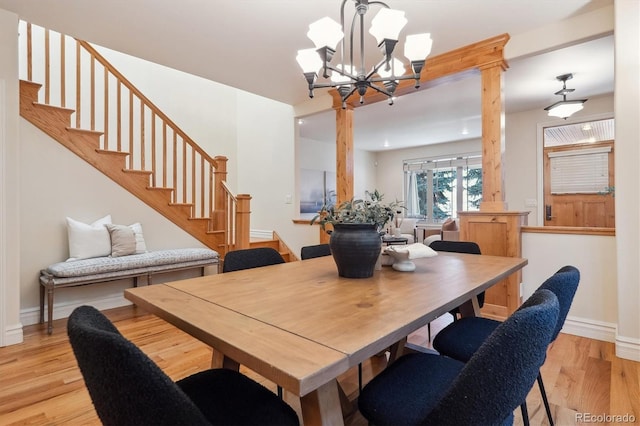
[39,248,219,334]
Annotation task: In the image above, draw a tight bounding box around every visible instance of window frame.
[403,153,482,222]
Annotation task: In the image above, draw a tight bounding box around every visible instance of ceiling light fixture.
[544,73,588,119]
[296,0,433,109]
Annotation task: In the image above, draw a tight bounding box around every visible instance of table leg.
[300,379,344,426]
[458,295,481,317]
[211,350,240,370]
[387,336,407,364]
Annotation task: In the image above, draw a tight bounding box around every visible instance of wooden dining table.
[124,251,527,426]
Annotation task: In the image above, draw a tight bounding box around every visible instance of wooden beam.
[330,34,510,109]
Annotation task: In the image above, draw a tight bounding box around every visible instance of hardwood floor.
[0,306,637,425]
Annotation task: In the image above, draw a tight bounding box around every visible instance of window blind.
[548,147,611,194]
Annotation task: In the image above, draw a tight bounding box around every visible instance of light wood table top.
[125,252,527,425]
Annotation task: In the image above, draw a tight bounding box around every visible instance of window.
[404,154,482,221]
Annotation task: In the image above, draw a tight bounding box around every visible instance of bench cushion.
[43,248,219,280]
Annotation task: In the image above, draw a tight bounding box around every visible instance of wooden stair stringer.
[19,80,226,253]
[248,232,296,262]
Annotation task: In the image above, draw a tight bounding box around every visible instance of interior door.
[543,141,615,227]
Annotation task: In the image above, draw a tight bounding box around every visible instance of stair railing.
[19,21,250,250]
[220,182,251,252]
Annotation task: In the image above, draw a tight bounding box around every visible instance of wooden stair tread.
[67,127,103,136]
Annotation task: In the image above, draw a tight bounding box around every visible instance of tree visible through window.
[405,155,482,221]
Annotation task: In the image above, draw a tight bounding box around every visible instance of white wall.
[0,9,22,346]
[613,0,640,361]
[522,233,617,341]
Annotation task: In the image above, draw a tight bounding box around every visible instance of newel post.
[212,156,228,231]
[235,194,252,249]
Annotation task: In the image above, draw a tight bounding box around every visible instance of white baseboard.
[2,322,24,346]
[20,294,133,327]
[615,335,640,362]
[562,315,640,361]
[562,315,617,342]
[250,229,274,240]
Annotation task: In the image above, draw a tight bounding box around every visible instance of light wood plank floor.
[0,306,638,425]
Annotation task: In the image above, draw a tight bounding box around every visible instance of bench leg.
[39,283,45,324]
[47,287,54,335]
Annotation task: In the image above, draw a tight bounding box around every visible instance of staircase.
[18,21,294,260]
[19,79,229,252]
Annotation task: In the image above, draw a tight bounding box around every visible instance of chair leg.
[520,401,530,426]
[427,322,431,342]
[277,385,283,399]
[358,363,363,392]
[538,372,554,426]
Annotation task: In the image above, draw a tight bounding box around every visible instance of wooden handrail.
[20,21,251,252]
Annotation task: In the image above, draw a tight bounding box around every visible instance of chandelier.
[295,0,433,108]
[544,73,588,119]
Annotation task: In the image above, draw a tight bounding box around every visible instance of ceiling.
[0,0,615,151]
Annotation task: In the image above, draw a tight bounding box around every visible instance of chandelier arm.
[365,56,394,80]
[325,63,359,81]
[348,12,358,74]
[360,12,365,76]
[367,82,394,98]
[340,0,349,69]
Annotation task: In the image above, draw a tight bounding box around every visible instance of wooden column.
[235,194,251,249]
[335,106,354,204]
[479,63,508,212]
[320,107,354,244]
[212,155,228,231]
[458,211,529,318]
[458,61,527,319]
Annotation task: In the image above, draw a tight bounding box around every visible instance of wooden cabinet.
[458,211,529,319]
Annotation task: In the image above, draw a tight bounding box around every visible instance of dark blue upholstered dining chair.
[358,289,560,426]
[222,247,285,273]
[300,243,331,260]
[67,305,299,426]
[432,265,580,426]
[426,240,484,341]
[221,246,287,398]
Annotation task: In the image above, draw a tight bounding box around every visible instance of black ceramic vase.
[329,223,382,278]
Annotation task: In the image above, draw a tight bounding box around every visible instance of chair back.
[539,265,580,341]
[428,240,481,255]
[301,244,331,260]
[423,289,559,425]
[428,240,484,307]
[222,247,285,273]
[67,306,210,426]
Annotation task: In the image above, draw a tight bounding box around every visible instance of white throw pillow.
[66,215,112,261]
[128,222,147,254]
